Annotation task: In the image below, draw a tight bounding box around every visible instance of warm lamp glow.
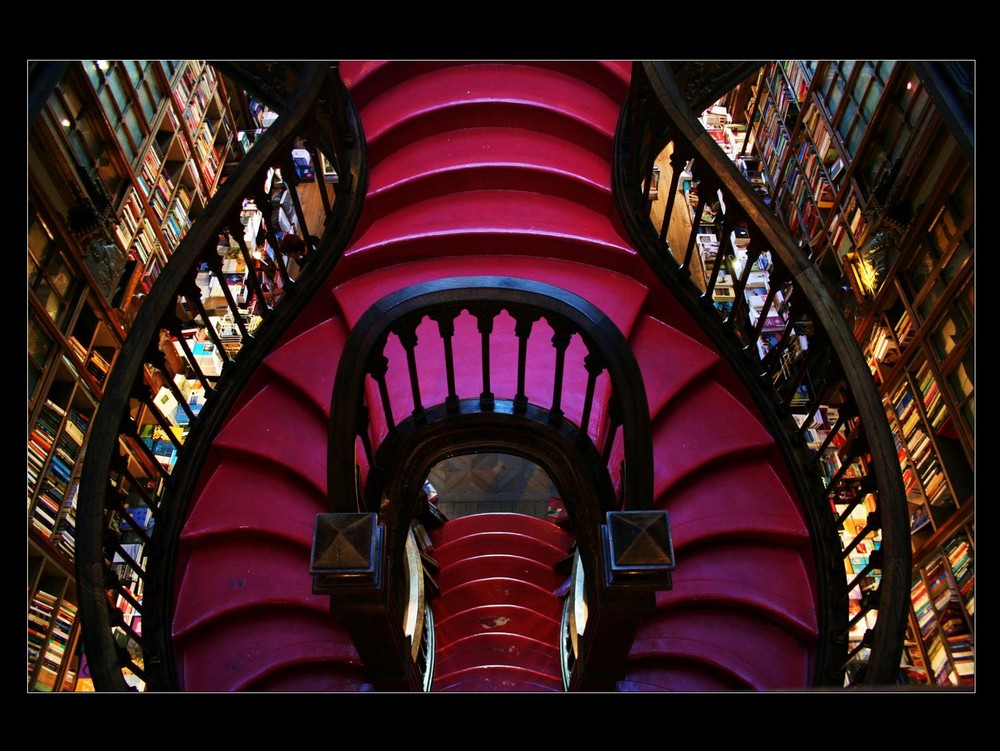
[854,256,880,296]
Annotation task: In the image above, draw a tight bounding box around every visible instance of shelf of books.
[27,395,86,561]
[28,318,102,567]
[114,61,235,323]
[27,337,99,691]
[28,548,81,691]
[752,64,797,196]
[745,62,876,284]
[905,509,974,687]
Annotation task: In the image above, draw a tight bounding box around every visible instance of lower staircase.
[168,60,821,691]
[427,512,574,691]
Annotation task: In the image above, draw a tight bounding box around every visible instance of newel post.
[310,512,421,690]
[569,510,676,691]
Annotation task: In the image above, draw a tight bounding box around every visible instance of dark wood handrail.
[613,61,910,687]
[328,275,653,520]
[75,62,367,691]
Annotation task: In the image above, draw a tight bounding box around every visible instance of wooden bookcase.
[28,546,81,691]
[738,60,974,687]
[903,503,974,686]
[27,60,240,691]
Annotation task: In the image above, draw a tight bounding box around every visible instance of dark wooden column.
[569,510,676,691]
[310,512,421,691]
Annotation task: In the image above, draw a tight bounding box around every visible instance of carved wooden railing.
[613,61,910,687]
[323,276,659,689]
[75,62,367,691]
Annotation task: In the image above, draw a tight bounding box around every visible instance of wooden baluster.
[474,307,498,411]
[162,305,214,396]
[549,321,573,425]
[579,350,605,438]
[809,402,851,455]
[368,350,394,430]
[110,451,160,517]
[145,334,196,426]
[118,405,168,483]
[781,341,815,410]
[627,81,649,184]
[512,310,540,414]
[430,310,460,411]
[659,149,688,249]
[761,314,798,376]
[681,179,708,275]
[282,149,313,243]
[602,399,623,468]
[641,150,656,204]
[253,185,292,289]
[202,248,251,345]
[395,319,425,423]
[752,265,789,347]
[356,403,374,492]
[182,261,232,368]
[228,219,269,320]
[328,63,353,193]
[701,186,728,307]
[726,239,762,331]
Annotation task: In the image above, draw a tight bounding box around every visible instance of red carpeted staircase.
[426,512,574,691]
[169,60,819,692]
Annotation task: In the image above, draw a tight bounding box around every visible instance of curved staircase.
[170,60,819,691]
[427,513,574,691]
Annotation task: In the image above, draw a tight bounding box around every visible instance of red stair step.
[658,457,809,548]
[617,659,746,692]
[263,315,349,418]
[249,664,373,692]
[626,607,815,691]
[654,542,819,639]
[354,63,620,164]
[629,314,721,420]
[434,603,561,646]
[431,577,563,622]
[338,189,637,280]
[361,126,614,230]
[433,632,559,682]
[179,459,325,549]
[173,539,325,639]
[429,511,574,551]
[432,531,569,568]
[432,664,564,692]
[650,379,776,496]
[434,553,567,594]
[176,609,361,692]
[341,60,630,112]
[212,383,328,495]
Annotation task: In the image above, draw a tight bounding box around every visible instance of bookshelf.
[27,61,243,691]
[737,60,974,687]
[904,506,974,686]
[28,546,81,691]
[114,61,236,314]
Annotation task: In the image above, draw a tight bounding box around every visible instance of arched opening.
[425,451,562,522]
